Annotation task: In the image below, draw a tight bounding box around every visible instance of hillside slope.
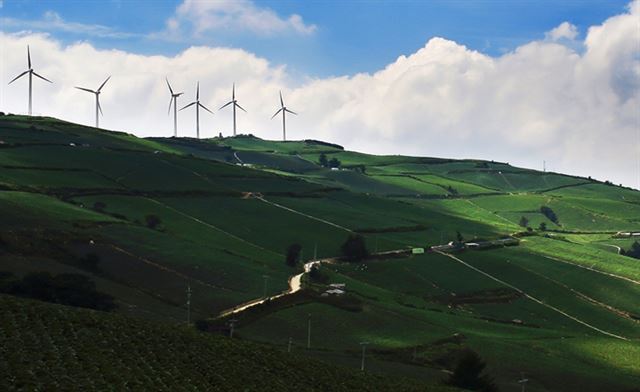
[1,115,639,391]
[0,294,448,391]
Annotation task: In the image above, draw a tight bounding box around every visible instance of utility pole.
[543,160,546,173]
[307,313,311,349]
[186,285,192,325]
[262,275,269,298]
[287,337,292,353]
[518,373,529,392]
[360,342,369,371]
[228,319,238,338]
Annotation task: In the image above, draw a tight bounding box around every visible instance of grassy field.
[0,294,451,392]
[1,114,639,391]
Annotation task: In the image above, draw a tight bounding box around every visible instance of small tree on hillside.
[623,241,640,259]
[341,234,369,262]
[328,157,341,168]
[519,216,529,228]
[285,243,302,267]
[318,153,328,167]
[92,201,106,212]
[540,206,559,224]
[456,231,464,243]
[538,222,547,231]
[145,214,162,229]
[447,350,498,392]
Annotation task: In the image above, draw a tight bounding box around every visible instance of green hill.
[1,114,639,391]
[0,294,447,391]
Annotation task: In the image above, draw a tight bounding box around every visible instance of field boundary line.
[256,196,352,232]
[540,255,639,285]
[435,250,629,341]
[109,244,231,292]
[145,197,281,257]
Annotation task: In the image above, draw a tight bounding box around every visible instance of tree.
[447,350,498,392]
[145,214,162,229]
[318,153,328,167]
[540,206,558,224]
[92,201,106,212]
[328,157,341,168]
[538,222,547,231]
[519,216,529,228]
[447,186,459,196]
[456,231,464,243]
[341,234,369,262]
[624,241,640,259]
[285,243,302,267]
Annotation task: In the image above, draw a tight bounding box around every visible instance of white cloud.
[545,21,579,41]
[0,1,638,188]
[0,11,134,39]
[167,0,317,38]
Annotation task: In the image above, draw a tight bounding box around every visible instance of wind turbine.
[219,83,246,136]
[180,82,213,139]
[271,91,297,141]
[75,76,111,128]
[166,78,184,137]
[8,45,52,115]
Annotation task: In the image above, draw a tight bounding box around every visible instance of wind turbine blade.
[279,91,284,108]
[98,100,104,116]
[199,103,214,115]
[8,70,29,85]
[166,77,174,95]
[97,76,111,92]
[32,71,52,83]
[75,86,96,94]
[271,108,283,119]
[285,108,297,115]
[235,102,247,112]
[219,101,233,110]
[168,97,174,115]
[180,101,196,111]
[27,46,31,69]
[196,82,199,100]
[232,83,235,100]
[176,92,184,97]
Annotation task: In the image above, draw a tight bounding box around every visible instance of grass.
[1,114,639,391]
[0,294,446,392]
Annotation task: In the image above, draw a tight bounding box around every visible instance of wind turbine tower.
[219,83,246,136]
[180,82,214,139]
[8,45,53,115]
[166,78,184,137]
[271,91,297,141]
[75,76,111,128]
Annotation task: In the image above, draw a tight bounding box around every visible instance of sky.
[0,0,638,188]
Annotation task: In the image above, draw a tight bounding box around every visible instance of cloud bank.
[166,0,317,38]
[0,1,638,188]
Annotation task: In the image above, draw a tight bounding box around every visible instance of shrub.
[446,350,498,392]
[285,243,302,267]
[318,153,328,167]
[92,201,107,212]
[519,216,529,228]
[328,157,341,168]
[623,241,640,259]
[0,271,116,311]
[538,222,547,231]
[341,234,369,262]
[145,214,162,229]
[540,206,558,224]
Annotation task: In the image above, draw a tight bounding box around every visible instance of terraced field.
[1,115,638,391]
